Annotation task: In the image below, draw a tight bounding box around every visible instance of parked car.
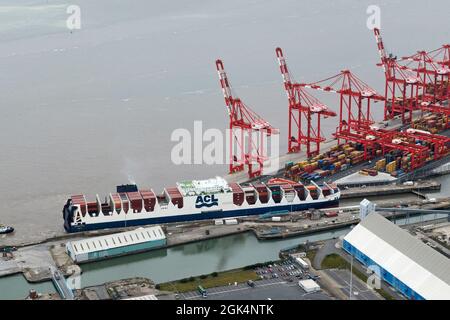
[247,280,256,287]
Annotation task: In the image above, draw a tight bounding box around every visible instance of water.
[425,175,450,198]
[0,274,55,300]
[79,228,349,286]
[76,213,449,286]
[0,0,449,245]
[0,212,446,299]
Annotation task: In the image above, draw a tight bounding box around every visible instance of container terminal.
[61,28,449,235]
[1,27,450,300]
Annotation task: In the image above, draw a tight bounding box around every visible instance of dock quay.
[224,110,439,186]
[75,277,174,300]
[339,181,441,199]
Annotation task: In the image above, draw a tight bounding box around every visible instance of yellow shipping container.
[376,159,386,168]
[386,161,397,173]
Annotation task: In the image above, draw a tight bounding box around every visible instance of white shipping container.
[214,219,224,225]
[271,217,281,222]
[224,218,238,225]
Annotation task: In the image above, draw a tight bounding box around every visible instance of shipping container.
[224,218,238,225]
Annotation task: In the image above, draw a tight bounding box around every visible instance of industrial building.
[289,253,309,270]
[123,294,158,300]
[343,213,450,300]
[298,279,321,293]
[66,226,166,263]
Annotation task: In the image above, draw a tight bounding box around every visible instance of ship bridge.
[177,176,232,196]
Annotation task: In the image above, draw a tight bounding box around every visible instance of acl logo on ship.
[195,195,219,208]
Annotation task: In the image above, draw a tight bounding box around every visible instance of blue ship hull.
[65,199,339,233]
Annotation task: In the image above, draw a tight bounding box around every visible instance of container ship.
[62,177,340,233]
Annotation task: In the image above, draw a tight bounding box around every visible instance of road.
[313,239,405,300]
[51,268,74,300]
[180,278,330,300]
[324,269,382,300]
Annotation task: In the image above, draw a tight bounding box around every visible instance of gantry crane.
[373,28,422,124]
[400,50,449,104]
[426,44,450,104]
[299,69,384,159]
[216,59,278,178]
[275,47,336,158]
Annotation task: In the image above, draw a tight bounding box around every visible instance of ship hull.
[65,199,339,233]
[0,227,14,234]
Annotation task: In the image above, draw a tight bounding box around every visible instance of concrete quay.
[339,180,441,199]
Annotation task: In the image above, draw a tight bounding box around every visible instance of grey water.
[0,0,449,245]
[1,211,447,299]
[0,0,449,299]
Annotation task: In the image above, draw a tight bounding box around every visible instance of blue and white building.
[343,213,450,300]
[66,226,166,263]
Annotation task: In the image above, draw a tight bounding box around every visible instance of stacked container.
[229,183,244,206]
[166,187,184,209]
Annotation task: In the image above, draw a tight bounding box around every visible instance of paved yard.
[181,278,331,300]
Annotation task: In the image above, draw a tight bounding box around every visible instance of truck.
[324,211,338,218]
[224,218,238,225]
[198,285,207,298]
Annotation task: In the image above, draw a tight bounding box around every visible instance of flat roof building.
[289,253,309,270]
[66,226,166,263]
[123,294,158,300]
[298,279,320,293]
[343,213,450,300]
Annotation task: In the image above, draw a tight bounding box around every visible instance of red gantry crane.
[216,59,278,178]
[427,44,450,103]
[400,50,449,104]
[373,28,422,124]
[275,47,336,158]
[299,69,384,160]
[428,44,450,69]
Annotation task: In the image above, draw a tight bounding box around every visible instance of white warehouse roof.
[344,213,450,300]
[335,171,396,185]
[298,279,320,292]
[67,226,165,256]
